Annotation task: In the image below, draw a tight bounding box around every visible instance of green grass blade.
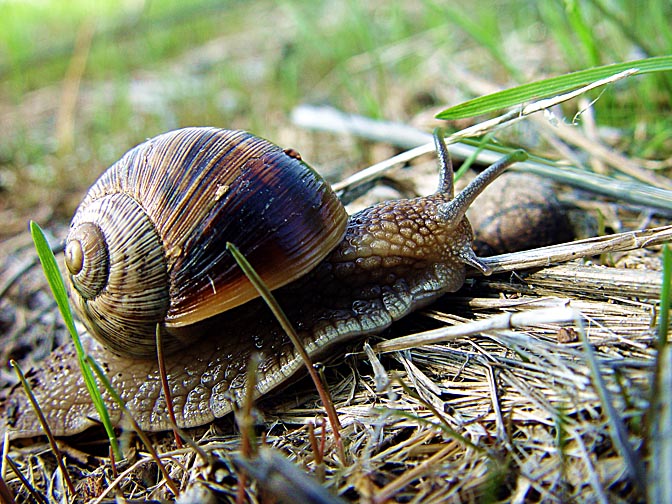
[29,221,120,460]
[437,55,672,119]
[648,247,672,502]
[30,222,78,341]
[226,242,346,461]
[426,1,523,82]
[577,316,646,496]
[565,0,600,67]
[659,244,671,346]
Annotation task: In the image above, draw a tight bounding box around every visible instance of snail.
[1,127,525,439]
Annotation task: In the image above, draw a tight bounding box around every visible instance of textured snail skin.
[0,129,517,439]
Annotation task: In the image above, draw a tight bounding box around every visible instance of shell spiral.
[65,127,348,357]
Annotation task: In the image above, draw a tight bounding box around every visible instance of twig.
[90,447,190,504]
[107,445,125,501]
[375,308,580,353]
[9,360,76,498]
[497,262,664,301]
[0,471,17,504]
[385,377,482,453]
[448,70,638,140]
[484,364,506,443]
[156,325,183,449]
[531,110,672,189]
[571,429,610,504]
[478,225,672,275]
[308,419,326,482]
[5,455,47,504]
[86,357,181,497]
[363,343,390,392]
[235,353,261,504]
[372,443,454,504]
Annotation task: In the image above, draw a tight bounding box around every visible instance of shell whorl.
[66,194,170,356]
[65,127,348,357]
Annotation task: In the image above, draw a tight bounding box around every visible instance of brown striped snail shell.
[1,127,526,439]
[64,127,348,357]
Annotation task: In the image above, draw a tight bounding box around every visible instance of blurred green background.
[1,0,670,230]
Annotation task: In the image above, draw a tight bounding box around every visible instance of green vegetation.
[437,56,672,119]
[30,221,120,459]
[660,244,671,345]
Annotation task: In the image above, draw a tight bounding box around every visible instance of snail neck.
[289,195,477,318]
[328,192,490,279]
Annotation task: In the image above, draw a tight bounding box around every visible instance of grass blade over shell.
[226,241,346,463]
[29,221,121,461]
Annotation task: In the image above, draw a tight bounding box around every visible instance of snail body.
[2,127,524,439]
